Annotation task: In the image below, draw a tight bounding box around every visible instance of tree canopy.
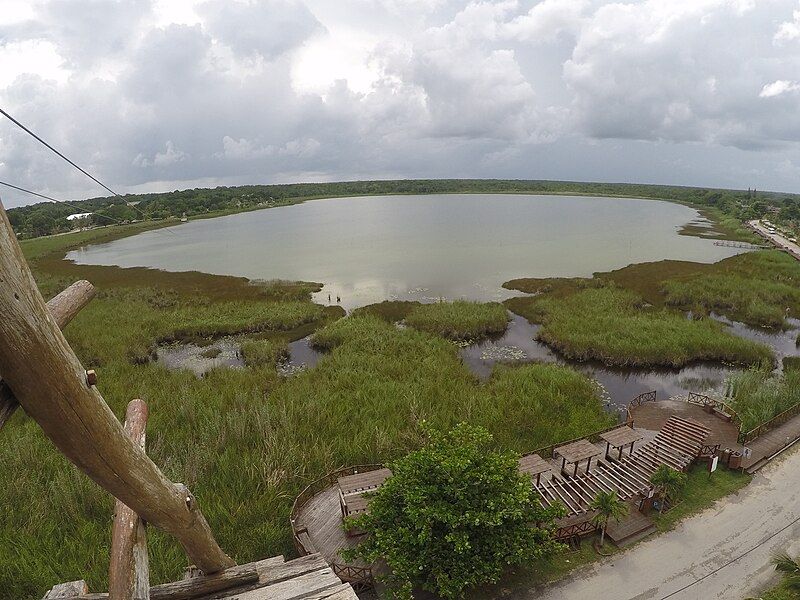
[344,423,565,599]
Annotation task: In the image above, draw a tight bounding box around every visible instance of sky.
[1,0,800,208]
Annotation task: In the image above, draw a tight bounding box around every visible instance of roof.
[66,212,92,220]
[554,439,602,464]
[517,453,552,477]
[600,426,645,448]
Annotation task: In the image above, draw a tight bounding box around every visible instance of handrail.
[629,390,657,407]
[686,392,742,429]
[738,400,800,445]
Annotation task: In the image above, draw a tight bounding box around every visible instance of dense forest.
[6,179,800,239]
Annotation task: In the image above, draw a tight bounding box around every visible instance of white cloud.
[134,141,189,168]
[775,5,800,42]
[760,80,800,97]
[2,0,800,208]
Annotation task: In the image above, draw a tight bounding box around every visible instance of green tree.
[649,465,688,514]
[345,423,565,600]
[589,490,628,546]
[773,552,800,592]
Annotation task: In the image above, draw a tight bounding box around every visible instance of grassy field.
[505,287,772,368]
[1,228,617,599]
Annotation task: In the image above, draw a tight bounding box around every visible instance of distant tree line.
[6,179,799,239]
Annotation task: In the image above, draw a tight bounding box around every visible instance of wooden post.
[110,400,150,600]
[0,201,234,574]
[0,279,96,430]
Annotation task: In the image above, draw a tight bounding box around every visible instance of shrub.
[344,424,565,599]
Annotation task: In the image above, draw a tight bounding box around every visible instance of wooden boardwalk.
[630,400,739,447]
[743,414,800,472]
[294,486,374,573]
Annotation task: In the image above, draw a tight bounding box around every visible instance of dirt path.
[517,449,800,600]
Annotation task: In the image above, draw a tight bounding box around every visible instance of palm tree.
[590,490,628,547]
[649,465,688,514]
[773,552,800,592]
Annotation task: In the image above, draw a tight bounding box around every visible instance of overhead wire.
[0,107,176,234]
[0,180,128,227]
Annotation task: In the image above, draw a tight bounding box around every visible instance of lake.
[68,194,743,308]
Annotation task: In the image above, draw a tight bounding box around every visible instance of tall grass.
[1,273,611,598]
[404,300,509,341]
[728,369,800,432]
[509,287,773,368]
[240,338,289,368]
[662,251,800,328]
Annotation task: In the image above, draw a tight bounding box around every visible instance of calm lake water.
[72,194,796,406]
[68,194,744,309]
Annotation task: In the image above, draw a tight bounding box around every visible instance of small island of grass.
[506,287,772,368]
[404,300,509,341]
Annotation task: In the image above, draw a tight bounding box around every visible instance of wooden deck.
[630,399,740,447]
[294,485,373,572]
[605,502,656,547]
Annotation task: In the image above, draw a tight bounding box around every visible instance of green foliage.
[728,369,800,432]
[164,300,323,340]
[404,300,509,341]
[240,338,289,368]
[649,465,688,513]
[508,287,772,368]
[344,424,566,599]
[1,268,611,599]
[589,490,628,545]
[662,252,800,329]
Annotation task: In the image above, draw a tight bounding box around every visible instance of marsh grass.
[728,369,800,432]
[240,338,289,368]
[404,300,509,341]
[507,287,773,368]
[2,232,614,598]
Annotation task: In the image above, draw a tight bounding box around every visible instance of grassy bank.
[506,251,800,330]
[2,231,615,598]
[506,287,772,368]
[728,368,800,432]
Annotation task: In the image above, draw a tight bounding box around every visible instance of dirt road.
[519,449,800,600]
[749,219,800,260]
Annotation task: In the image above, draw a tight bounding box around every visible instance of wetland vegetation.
[4,188,800,599]
[2,224,613,598]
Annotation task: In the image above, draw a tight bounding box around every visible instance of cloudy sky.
[1,0,800,208]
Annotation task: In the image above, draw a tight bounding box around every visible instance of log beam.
[109,400,150,600]
[0,279,96,430]
[0,200,234,573]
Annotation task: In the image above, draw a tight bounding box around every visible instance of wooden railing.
[290,464,384,588]
[738,401,800,445]
[554,520,597,540]
[333,563,375,592]
[698,443,721,457]
[687,392,742,428]
[629,390,657,407]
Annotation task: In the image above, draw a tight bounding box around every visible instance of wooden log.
[0,200,234,574]
[45,581,89,598]
[109,400,150,600]
[0,279,97,430]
